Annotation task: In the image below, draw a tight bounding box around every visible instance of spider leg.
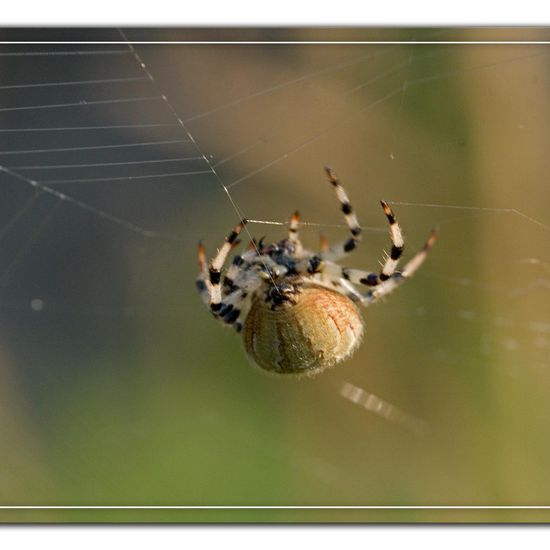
[232,292,255,333]
[305,257,363,302]
[319,260,384,288]
[361,229,437,306]
[319,232,329,253]
[303,200,405,282]
[323,272,365,302]
[287,210,304,256]
[222,243,254,294]
[196,242,210,305]
[214,289,249,326]
[288,210,300,242]
[312,259,381,306]
[320,166,362,262]
[212,273,263,327]
[246,237,258,252]
[378,200,404,282]
[312,229,435,304]
[208,218,248,311]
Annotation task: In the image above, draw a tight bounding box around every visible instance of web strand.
[223,48,550,191]
[0,95,162,113]
[183,47,395,123]
[0,39,547,281]
[0,139,190,156]
[8,156,203,170]
[0,203,61,288]
[117,29,282,290]
[0,49,132,56]
[40,170,213,185]
[387,201,550,233]
[0,76,149,91]
[0,123,179,133]
[0,166,163,239]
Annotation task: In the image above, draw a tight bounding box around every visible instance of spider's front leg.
[196,242,210,305]
[212,284,256,327]
[197,218,248,312]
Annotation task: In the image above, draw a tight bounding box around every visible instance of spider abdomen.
[242,284,364,376]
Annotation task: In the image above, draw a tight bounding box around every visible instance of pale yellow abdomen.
[243,284,364,376]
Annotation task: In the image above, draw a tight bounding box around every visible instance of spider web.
[1,27,550,518]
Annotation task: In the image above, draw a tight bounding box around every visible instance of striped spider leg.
[197,221,292,332]
[296,168,436,305]
[196,219,249,314]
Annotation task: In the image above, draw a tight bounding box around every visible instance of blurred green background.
[0,27,549,522]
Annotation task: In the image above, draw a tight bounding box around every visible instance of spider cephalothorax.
[264,277,303,309]
[197,167,437,376]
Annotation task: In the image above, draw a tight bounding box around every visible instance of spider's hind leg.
[378,200,404,282]
[297,168,363,275]
[363,229,437,305]
[311,200,406,286]
[321,166,362,261]
[314,227,436,305]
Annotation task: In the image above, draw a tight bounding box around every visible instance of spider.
[196,167,437,376]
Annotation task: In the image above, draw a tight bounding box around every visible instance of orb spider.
[197,167,437,376]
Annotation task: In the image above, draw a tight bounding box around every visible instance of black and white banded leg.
[308,200,405,285]
[378,200,404,282]
[319,166,363,261]
[362,229,437,305]
[196,241,212,305]
[207,218,248,312]
[319,260,386,288]
[314,227,436,303]
[231,291,256,333]
[212,278,261,328]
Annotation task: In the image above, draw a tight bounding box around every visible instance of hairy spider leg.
[379,200,404,282]
[197,231,246,304]
[207,219,248,311]
[320,166,363,261]
[313,227,435,303]
[320,260,389,288]
[212,275,263,327]
[221,245,249,294]
[212,249,288,328]
[232,291,256,333]
[320,201,406,287]
[362,229,437,305]
[295,167,364,276]
[196,241,210,305]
